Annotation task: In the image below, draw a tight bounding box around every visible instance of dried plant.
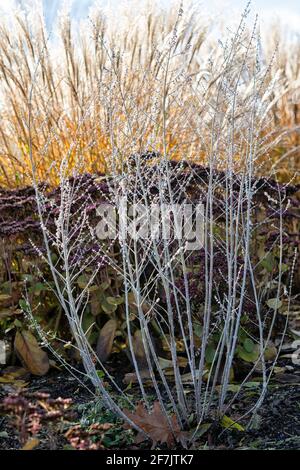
[65,422,113,450]
[15,1,297,449]
[0,390,73,448]
[0,0,298,187]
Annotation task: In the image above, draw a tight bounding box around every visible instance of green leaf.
[264,344,277,361]
[281,263,289,273]
[243,338,254,353]
[260,253,276,273]
[205,344,216,364]
[82,312,95,334]
[88,285,100,293]
[225,384,242,393]
[99,281,111,291]
[101,299,118,314]
[244,381,261,389]
[236,345,259,363]
[106,296,124,306]
[193,422,212,438]
[51,253,58,264]
[20,274,34,282]
[77,275,90,289]
[194,323,203,338]
[96,370,105,379]
[30,282,48,294]
[221,415,244,432]
[19,299,29,312]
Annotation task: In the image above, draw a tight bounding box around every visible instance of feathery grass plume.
[0,0,298,187]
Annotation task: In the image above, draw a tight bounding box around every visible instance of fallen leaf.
[1,366,28,377]
[123,369,151,385]
[193,422,212,439]
[273,373,300,384]
[221,415,244,432]
[264,343,277,361]
[237,344,260,363]
[0,294,12,303]
[217,383,241,393]
[14,330,49,376]
[0,378,28,388]
[248,414,262,431]
[159,356,188,369]
[96,319,117,362]
[0,308,22,319]
[123,401,187,448]
[0,367,29,386]
[181,370,208,384]
[22,438,40,450]
[49,359,61,370]
[243,381,261,388]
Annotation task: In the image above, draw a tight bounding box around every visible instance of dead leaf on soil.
[22,438,40,450]
[123,369,151,385]
[273,373,300,384]
[264,342,277,361]
[159,356,188,372]
[123,401,188,448]
[14,330,49,376]
[0,366,29,388]
[0,308,22,319]
[0,377,28,388]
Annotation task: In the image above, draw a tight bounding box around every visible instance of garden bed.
[1,357,299,451]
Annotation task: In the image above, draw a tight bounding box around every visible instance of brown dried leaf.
[0,285,22,307]
[22,438,40,450]
[14,330,49,376]
[90,291,101,316]
[123,369,151,385]
[132,329,148,369]
[0,366,29,380]
[96,319,117,362]
[0,308,22,319]
[273,373,300,384]
[123,401,186,448]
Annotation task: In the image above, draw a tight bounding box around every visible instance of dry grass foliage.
[0,0,298,187]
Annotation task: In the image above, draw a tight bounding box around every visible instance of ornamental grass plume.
[0,0,298,187]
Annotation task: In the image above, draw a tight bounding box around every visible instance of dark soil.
[216,384,300,449]
[0,366,299,451]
